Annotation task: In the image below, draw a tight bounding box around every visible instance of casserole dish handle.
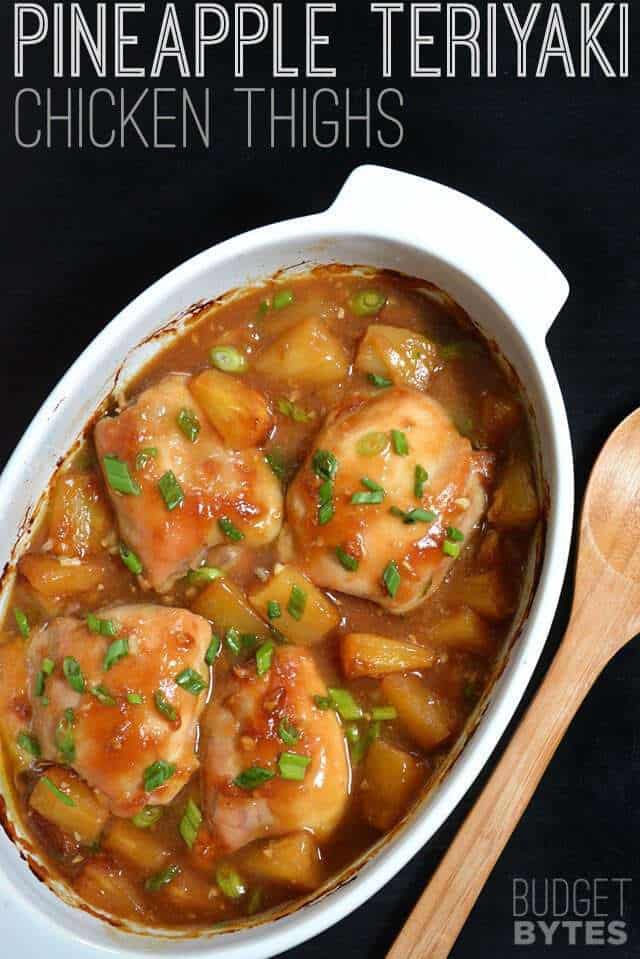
[329,165,569,340]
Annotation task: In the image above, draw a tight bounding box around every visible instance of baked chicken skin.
[27,604,212,816]
[94,374,282,593]
[280,387,490,613]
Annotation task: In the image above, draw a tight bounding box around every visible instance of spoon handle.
[386,622,600,959]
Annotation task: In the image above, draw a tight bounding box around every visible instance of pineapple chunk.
[103,819,170,872]
[452,570,513,621]
[382,675,457,751]
[479,393,521,446]
[75,857,150,920]
[488,458,540,529]
[30,767,109,844]
[356,325,439,389]
[189,369,273,449]
[427,607,492,656]
[255,318,350,385]
[341,633,436,678]
[250,565,339,644]
[19,554,106,596]
[0,639,32,772]
[361,739,423,830]
[159,866,227,918]
[192,576,271,639]
[238,832,323,891]
[48,470,113,558]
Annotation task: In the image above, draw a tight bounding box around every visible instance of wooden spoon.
[387,408,640,959]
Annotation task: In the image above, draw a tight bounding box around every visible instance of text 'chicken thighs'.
[202,646,349,852]
[27,604,212,815]
[94,373,282,592]
[282,388,489,613]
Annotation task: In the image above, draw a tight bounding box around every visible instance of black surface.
[1,2,639,956]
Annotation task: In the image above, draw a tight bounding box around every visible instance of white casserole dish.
[0,165,572,957]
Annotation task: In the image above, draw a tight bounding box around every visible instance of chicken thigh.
[281,388,490,613]
[94,374,282,592]
[202,646,349,852]
[27,604,212,816]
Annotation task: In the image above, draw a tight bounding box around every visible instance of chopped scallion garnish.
[273,289,294,310]
[233,766,275,790]
[255,640,274,676]
[314,695,331,710]
[216,864,246,899]
[158,470,184,511]
[277,397,314,423]
[143,759,176,792]
[103,454,141,496]
[175,667,207,695]
[13,608,30,638]
[265,449,287,481]
[91,684,116,706]
[55,710,75,761]
[154,690,178,722]
[328,687,363,721]
[205,633,221,666]
[103,637,129,671]
[177,407,201,443]
[42,775,75,807]
[356,431,388,457]
[127,691,144,705]
[367,373,392,388]
[145,864,181,892]
[382,560,401,598]
[17,731,40,758]
[414,464,429,499]
[278,751,311,781]
[391,429,409,456]
[86,613,119,637]
[135,447,158,471]
[119,541,143,575]
[312,449,338,482]
[63,656,85,694]
[210,345,247,374]
[287,584,307,621]
[318,500,335,525]
[179,798,202,849]
[335,546,359,572]
[132,805,162,829]
[446,526,465,542]
[187,566,223,586]
[218,516,244,542]
[266,600,281,620]
[351,490,384,505]
[371,705,397,721]
[361,476,384,493]
[442,539,461,558]
[277,718,300,745]
[349,289,387,316]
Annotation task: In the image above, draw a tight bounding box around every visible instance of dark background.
[1,1,638,955]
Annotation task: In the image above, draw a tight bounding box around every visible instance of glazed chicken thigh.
[202,646,350,852]
[282,388,489,613]
[94,374,282,593]
[27,604,212,816]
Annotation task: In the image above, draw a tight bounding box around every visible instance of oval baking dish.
[0,166,572,959]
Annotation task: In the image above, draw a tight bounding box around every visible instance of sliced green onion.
[143,759,176,792]
[287,584,307,621]
[241,634,259,651]
[356,431,388,457]
[154,690,178,722]
[176,668,207,695]
[314,695,331,710]
[414,464,429,499]
[312,450,338,482]
[442,539,461,558]
[403,508,437,525]
[318,500,335,525]
[446,526,465,542]
[318,480,333,505]
[328,687,363,721]
[277,397,314,423]
[103,454,141,496]
[278,751,311,781]
[349,289,387,316]
[349,721,380,764]
[225,627,242,655]
[258,299,269,315]
[135,447,158,471]
[255,641,274,676]
[216,864,246,899]
[119,542,143,575]
[205,633,221,666]
[345,723,360,745]
[42,775,75,807]
[91,684,117,706]
[14,608,30,638]
[335,546,359,572]
[42,658,55,676]
[278,718,300,745]
[361,476,384,493]
[233,766,275,790]
[86,613,119,637]
[273,289,294,310]
[127,691,144,705]
[265,449,287,481]
[391,430,409,456]
[63,656,85,694]
[104,638,129,671]
[34,671,46,698]
[247,887,264,915]
[55,711,75,762]
[145,864,181,892]
[218,516,244,542]
[351,490,384,505]
[132,805,163,829]
[17,731,40,758]
[187,566,223,585]
[177,407,201,443]
[210,345,247,374]
[367,373,392,388]
[371,705,397,721]
[158,470,184,511]
[266,600,281,621]
[179,798,202,849]
[382,560,401,598]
